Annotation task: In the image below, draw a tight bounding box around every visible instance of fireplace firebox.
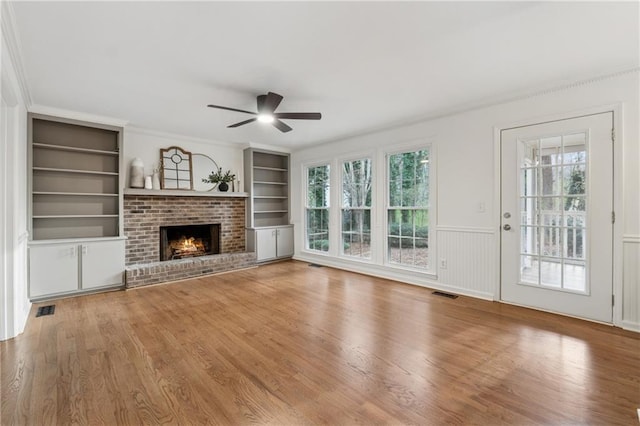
[159,224,220,261]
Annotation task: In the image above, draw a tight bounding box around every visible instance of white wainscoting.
[436,226,497,300]
[294,226,498,301]
[14,232,30,335]
[622,235,640,332]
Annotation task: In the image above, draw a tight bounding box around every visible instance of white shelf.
[33,167,118,176]
[255,210,288,214]
[254,195,288,199]
[253,166,287,172]
[254,181,287,185]
[124,188,249,198]
[33,191,118,197]
[33,142,119,156]
[29,236,126,245]
[33,214,119,219]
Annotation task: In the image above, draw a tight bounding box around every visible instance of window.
[520,133,587,291]
[341,158,372,259]
[387,148,431,269]
[306,164,330,252]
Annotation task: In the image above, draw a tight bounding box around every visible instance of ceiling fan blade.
[228,118,257,128]
[275,112,322,120]
[262,92,284,113]
[207,104,256,115]
[272,119,293,133]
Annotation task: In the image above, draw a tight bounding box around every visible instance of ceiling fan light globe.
[257,114,274,124]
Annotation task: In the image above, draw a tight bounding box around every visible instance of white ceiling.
[10,1,639,149]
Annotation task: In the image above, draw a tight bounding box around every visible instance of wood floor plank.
[2,260,639,425]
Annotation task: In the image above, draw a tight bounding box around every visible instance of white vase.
[152,172,161,190]
[144,175,153,189]
[130,158,144,188]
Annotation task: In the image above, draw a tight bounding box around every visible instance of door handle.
[503,224,512,231]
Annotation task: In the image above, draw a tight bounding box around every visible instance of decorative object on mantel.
[192,153,219,192]
[152,164,161,190]
[202,167,236,192]
[160,146,193,190]
[130,158,144,188]
[144,175,153,189]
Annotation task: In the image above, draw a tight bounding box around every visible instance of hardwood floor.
[2,260,639,425]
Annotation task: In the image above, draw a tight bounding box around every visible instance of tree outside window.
[306,164,330,252]
[342,158,372,259]
[387,149,431,269]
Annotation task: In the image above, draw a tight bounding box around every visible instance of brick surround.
[124,195,246,265]
[125,252,256,288]
[123,194,253,287]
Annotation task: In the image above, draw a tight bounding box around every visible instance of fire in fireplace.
[159,224,220,261]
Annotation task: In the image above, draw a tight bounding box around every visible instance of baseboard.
[293,254,495,301]
[621,320,640,333]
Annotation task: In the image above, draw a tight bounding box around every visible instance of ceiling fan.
[207,92,321,133]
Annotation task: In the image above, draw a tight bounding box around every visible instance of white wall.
[123,127,245,192]
[291,70,640,331]
[1,13,31,341]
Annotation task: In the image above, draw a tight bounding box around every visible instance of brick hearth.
[123,193,254,287]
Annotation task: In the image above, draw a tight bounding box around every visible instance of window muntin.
[387,148,431,269]
[519,133,587,292]
[306,164,330,252]
[341,158,372,259]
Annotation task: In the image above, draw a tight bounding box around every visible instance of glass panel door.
[519,133,587,293]
[501,112,613,323]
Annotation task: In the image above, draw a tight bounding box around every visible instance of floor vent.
[309,263,324,268]
[432,291,458,299]
[36,305,55,317]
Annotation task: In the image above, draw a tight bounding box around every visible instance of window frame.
[384,143,436,274]
[339,156,373,261]
[304,162,331,254]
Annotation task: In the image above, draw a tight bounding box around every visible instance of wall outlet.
[478,202,486,213]
[439,258,447,269]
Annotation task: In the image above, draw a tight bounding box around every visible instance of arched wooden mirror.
[160,146,193,190]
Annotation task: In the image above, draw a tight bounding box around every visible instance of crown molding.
[1,1,32,107]
[29,104,129,128]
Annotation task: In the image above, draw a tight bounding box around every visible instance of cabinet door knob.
[82,245,88,255]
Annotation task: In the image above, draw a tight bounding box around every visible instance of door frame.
[493,103,624,326]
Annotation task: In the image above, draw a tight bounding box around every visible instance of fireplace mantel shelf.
[124,188,248,198]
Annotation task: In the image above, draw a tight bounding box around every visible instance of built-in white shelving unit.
[30,115,123,240]
[244,148,294,261]
[28,113,125,300]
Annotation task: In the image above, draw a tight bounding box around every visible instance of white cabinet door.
[29,244,79,298]
[276,226,294,257]
[256,228,277,261]
[81,240,125,289]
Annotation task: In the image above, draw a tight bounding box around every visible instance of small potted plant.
[203,167,236,192]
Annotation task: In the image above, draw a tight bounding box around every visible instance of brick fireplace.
[123,192,256,287]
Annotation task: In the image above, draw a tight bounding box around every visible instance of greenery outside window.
[306,164,330,252]
[387,148,431,270]
[341,158,372,259]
